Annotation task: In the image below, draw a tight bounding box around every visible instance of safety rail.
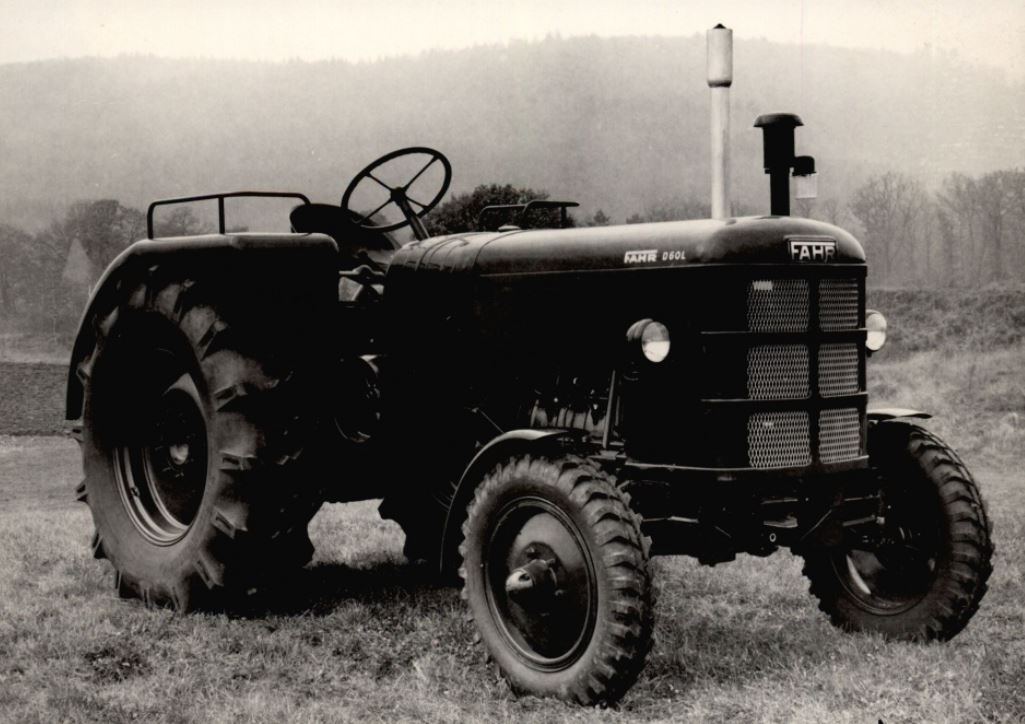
[476,199,579,232]
[146,191,311,239]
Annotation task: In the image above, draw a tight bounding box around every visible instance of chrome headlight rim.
[626,319,671,363]
[866,309,887,352]
[641,321,671,362]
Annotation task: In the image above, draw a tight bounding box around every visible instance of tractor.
[66,126,993,706]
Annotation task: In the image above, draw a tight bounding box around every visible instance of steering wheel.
[341,147,452,241]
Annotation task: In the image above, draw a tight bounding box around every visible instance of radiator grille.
[732,274,864,468]
[819,344,860,397]
[819,278,859,330]
[748,412,812,468]
[819,408,862,463]
[747,279,809,332]
[747,345,809,399]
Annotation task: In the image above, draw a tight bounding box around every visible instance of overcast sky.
[2,0,1023,78]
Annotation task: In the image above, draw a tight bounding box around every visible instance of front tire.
[801,421,993,640]
[75,271,326,611]
[459,455,653,705]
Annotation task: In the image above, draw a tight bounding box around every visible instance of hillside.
[1,36,1023,229]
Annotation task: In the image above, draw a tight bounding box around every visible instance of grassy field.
[1,345,1024,722]
[0,362,67,435]
[0,434,1022,723]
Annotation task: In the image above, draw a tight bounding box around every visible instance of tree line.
[801,169,1025,287]
[0,200,203,338]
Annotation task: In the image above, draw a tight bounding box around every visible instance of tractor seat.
[289,203,397,270]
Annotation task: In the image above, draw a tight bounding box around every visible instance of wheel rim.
[114,360,208,546]
[834,488,940,614]
[484,497,597,670]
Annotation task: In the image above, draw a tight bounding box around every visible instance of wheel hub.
[486,501,597,667]
[114,363,209,546]
[167,442,191,467]
[504,549,561,609]
[836,486,940,613]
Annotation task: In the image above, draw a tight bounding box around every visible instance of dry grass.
[0,362,67,435]
[869,343,1025,464]
[1,412,1023,723]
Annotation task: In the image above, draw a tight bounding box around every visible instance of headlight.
[641,321,671,362]
[866,310,887,351]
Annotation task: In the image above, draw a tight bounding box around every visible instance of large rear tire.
[459,455,653,705]
[75,271,326,611]
[801,421,993,640]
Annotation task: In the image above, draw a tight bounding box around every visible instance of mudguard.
[438,428,583,574]
[65,232,338,420]
[867,407,932,422]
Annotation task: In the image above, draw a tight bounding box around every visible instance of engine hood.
[392,216,864,278]
[475,216,863,274]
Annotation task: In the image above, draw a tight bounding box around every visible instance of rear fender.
[66,233,337,420]
[438,428,583,575]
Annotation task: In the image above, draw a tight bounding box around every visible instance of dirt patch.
[0,362,68,435]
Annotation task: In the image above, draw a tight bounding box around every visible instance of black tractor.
[67,128,993,706]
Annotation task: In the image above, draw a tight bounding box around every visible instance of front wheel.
[801,421,993,640]
[459,455,653,705]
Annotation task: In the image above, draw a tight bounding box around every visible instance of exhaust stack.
[706,24,732,220]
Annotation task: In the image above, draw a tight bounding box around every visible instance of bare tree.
[937,170,1025,285]
[936,173,978,285]
[850,172,927,285]
[816,198,847,227]
[975,170,1019,282]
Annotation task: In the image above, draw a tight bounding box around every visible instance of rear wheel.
[459,455,652,705]
[75,272,326,611]
[801,421,993,640]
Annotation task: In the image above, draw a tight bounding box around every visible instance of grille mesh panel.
[819,408,862,463]
[819,278,859,330]
[747,345,809,399]
[736,275,863,468]
[748,412,811,468]
[747,279,809,332]
[819,344,860,397]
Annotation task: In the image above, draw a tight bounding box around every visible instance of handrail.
[146,191,311,239]
[476,199,579,231]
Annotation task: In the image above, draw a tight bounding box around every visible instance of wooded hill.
[1,35,1022,229]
